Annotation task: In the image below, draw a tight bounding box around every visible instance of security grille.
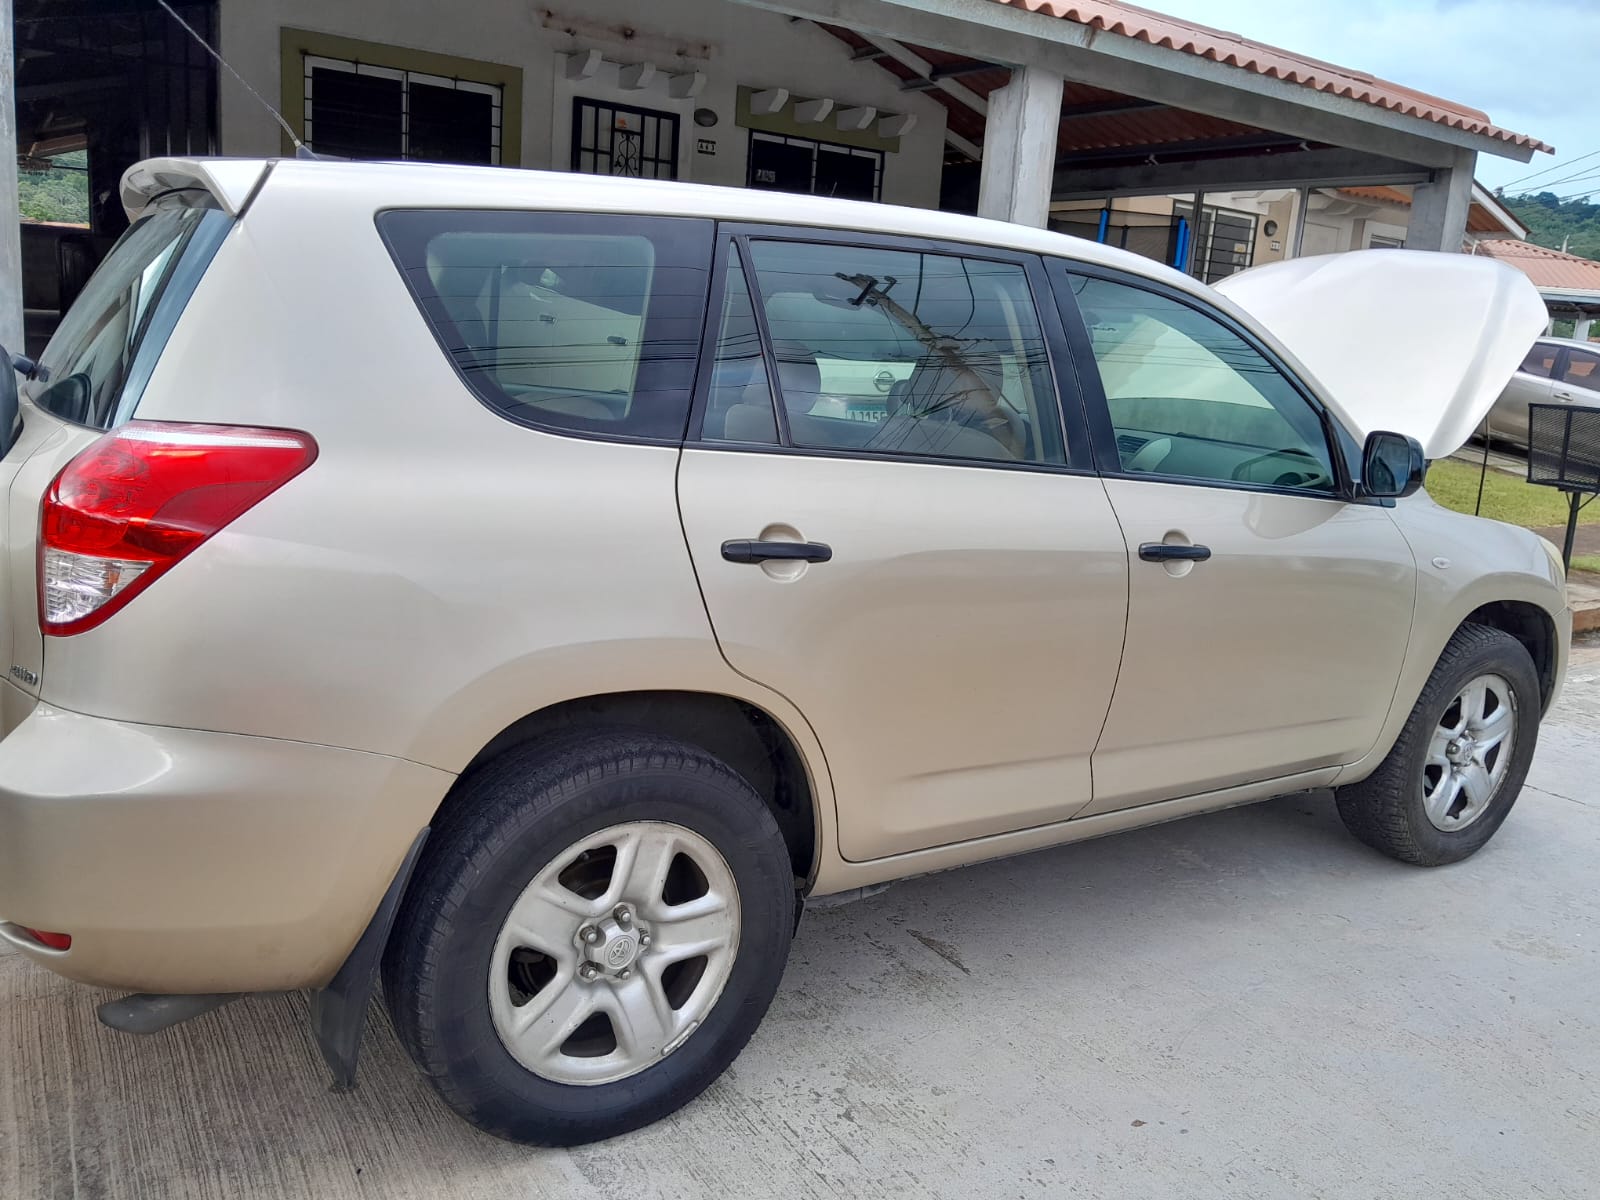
[571,99,680,179]
[303,55,502,164]
[747,132,883,202]
[1173,200,1259,283]
[1528,403,1600,491]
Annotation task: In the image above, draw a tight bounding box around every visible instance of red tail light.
[40,421,317,636]
[20,927,72,951]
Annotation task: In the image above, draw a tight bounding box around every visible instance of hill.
[1502,193,1600,262]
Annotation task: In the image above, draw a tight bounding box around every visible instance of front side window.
[31,203,229,430]
[735,239,1065,465]
[1066,273,1335,493]
[380,211,713,440]
[1561,348,1600,386]
[1522,344,1559,378]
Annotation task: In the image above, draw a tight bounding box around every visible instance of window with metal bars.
[1172,201,1259,283]
[303,55,503,165]
[571,99,680,180]
[747,132,883,202]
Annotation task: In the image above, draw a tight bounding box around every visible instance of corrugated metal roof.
[1473,240,1600,291]
[989,0,1552,153]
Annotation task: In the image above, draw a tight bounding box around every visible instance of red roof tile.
[1472,240,1600,292]
[989,0,1552,153]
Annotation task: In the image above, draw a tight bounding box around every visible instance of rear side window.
[31,202,230,430]
[379,211,714,441]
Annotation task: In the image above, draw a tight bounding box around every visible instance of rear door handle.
[721,539,833,564]
[1138,542,1211,563]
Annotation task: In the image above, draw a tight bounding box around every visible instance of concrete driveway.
[5,645,1599,1200]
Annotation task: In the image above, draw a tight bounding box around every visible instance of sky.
[1133,0,1599,198]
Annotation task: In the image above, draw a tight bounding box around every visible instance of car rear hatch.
[1,163,252,723]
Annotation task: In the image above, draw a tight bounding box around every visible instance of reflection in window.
[704,247,778,443]
[1069,273,1334,492]
[1564,351,1600,383]
[744,240,1064,465]
[381,211,712,440]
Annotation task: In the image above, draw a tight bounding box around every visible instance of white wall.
[217,0,948,207]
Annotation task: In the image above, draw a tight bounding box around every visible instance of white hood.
[1215,250,1547,459]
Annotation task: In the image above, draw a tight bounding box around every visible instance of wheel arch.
[440,691,821,886]
[1461,600,1559,713]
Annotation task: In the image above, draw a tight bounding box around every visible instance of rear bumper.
[0,695,453,992]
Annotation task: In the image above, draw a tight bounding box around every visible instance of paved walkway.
[4,648,1600,1199]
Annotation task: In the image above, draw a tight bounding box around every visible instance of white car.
[1487,336,1600,446]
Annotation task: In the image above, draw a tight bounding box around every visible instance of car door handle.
[721,539,833,564]
[1138,542,1211,563]
[1555,390,1576,401]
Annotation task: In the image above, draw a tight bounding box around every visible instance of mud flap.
[310,826,429,1090]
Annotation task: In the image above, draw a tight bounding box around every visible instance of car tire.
[382,731,795,1146]
[1334,623,1541,867]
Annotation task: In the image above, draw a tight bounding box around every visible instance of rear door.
[2,200,232,719]
[677,229,1129,862]
[1049,263,1416,813]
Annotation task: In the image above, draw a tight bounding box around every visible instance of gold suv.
[0,158,1568,1145]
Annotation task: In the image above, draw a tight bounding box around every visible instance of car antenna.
[155,0,322,160]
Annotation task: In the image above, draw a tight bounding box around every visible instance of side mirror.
[1362,430,1426,499]
[0,348,20,459]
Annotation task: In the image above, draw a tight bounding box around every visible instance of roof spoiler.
[120,157,273,222]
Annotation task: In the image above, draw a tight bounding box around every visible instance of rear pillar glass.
[30,202,231,430]
[378,211,715,442]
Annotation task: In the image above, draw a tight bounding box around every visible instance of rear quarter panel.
[35,170,838,851]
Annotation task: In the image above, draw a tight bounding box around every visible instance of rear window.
[379,210,714,441]
[31,202,231,430]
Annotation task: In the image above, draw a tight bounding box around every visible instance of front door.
[677,232,1128,861]
[1050,265,1417,813]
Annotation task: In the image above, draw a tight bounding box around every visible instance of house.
[1,0,1553,356]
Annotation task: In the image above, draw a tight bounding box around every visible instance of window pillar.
[1,0,24,352]
[977,66,1064,228]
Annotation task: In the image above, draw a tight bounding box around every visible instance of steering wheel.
[1231,446,1333,490]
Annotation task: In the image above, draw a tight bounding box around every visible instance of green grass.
[1424,458,1600,529]
[1572,555,1600,575]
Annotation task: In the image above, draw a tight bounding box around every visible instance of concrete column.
[1576,317,1594,342]
[1,0,24,354]
[977,66,1064,228]
[1407,149,1476,252]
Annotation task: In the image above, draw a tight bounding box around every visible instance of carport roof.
[821,0,1550,161]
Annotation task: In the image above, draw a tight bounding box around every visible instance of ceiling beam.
[855,32,989,118]
[1052,146,1433,199]
[1059,97,1167,121]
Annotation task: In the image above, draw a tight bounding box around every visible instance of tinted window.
[32,203,229,430]
[742,239,1064,465]
[1562,348,1600,385]
[380,211,713,440]
[1067,273,1334,492]
[1522,344,1559,378]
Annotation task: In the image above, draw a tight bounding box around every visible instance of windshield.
[30,202,230,430]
